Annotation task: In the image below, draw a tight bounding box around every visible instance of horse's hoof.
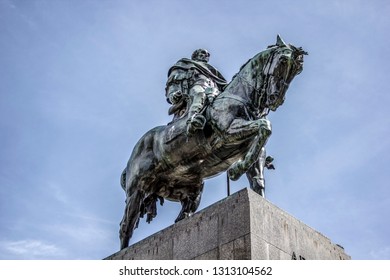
[120,238,129,250]
[228,166,241,181]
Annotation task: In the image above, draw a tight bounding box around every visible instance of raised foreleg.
[227,118,272,181]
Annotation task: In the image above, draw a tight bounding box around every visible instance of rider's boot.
[186,92,206,136]
[186,113,206,136]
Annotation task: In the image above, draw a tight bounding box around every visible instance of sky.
[0,0,389,260]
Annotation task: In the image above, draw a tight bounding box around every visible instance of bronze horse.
[119,36,307,249]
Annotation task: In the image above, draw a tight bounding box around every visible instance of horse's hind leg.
[175,182,204,223]
[119,189,143,250]
[119,130,158,249]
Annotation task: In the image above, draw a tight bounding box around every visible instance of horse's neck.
[221,52,265,104]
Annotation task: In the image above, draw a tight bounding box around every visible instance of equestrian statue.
[119,35,307,249]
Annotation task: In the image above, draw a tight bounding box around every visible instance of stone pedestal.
[105,188,350,260]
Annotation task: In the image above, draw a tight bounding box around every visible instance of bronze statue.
[119,35,307,249]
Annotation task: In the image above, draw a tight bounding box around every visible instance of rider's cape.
[168,58,228,91]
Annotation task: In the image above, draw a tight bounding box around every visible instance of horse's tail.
[120,169,126,191]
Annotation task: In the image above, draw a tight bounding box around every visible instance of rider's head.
[191,49,210,63]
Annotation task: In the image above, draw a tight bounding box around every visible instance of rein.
[216,48,280,118]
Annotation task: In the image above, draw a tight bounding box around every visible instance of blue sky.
[0,0,389,260]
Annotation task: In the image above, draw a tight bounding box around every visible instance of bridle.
[219,45,294,118]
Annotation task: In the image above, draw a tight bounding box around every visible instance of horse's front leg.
[246,147,267,197]
[227,118,272,181]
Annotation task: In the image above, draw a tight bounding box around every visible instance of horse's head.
[262,35,307,112]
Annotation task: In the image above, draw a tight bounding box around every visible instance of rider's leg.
[186,85,206,135]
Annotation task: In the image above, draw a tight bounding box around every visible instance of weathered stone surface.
[106,188,350,260]
[247,189,350,260]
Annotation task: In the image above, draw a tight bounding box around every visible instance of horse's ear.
[276,34,286,46]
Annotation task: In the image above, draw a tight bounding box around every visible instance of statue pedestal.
[105,188,350,260]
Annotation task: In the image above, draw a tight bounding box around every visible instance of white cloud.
[368,246,390,260]
[4,0,16,9]
[48,222,111,246]
[0,239,66,259]
[47,182,70,205]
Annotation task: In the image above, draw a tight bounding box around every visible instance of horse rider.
[165,49,227,135]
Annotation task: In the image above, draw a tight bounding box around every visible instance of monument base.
[105,188,350,260]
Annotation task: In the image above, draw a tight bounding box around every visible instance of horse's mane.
[229,47,276,83]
